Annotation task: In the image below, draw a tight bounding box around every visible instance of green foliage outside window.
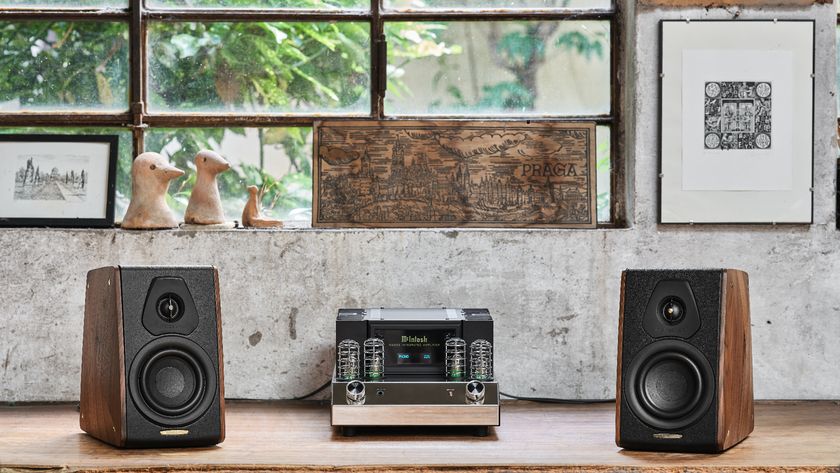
[0,21,129,110]
[148,0,366,8]
[148,22,371,113]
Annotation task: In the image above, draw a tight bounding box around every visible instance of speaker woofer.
[638,352,703,419]
[140,349,204,417]
[129,336,217,427]
[624,339,714,431]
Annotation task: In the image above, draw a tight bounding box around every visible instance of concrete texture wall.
[1,2,838,402]
[639,0,831,7]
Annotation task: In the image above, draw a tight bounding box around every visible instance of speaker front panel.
[120,266,223,448]
[618,269,722,452]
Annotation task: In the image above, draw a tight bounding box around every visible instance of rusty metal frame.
[0,0,624,226]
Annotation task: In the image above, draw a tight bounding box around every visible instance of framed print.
[0,135,118,227]
[659,20,814,224]
[313,120,597,228]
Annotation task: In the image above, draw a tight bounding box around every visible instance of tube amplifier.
[330,308,500,436]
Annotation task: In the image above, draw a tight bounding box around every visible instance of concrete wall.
[1,1,838,402]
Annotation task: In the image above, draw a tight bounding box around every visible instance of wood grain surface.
[614,270,627,446]
[79,266,126,447]
[213,267,227,443]
[717,269,754,451]
[313,121,597,229]
[1,401,839,473]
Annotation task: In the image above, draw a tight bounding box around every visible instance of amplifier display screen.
[380,329,455,367]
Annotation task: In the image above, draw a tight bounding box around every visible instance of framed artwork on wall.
[659,20,814,224]
[0,134,118,228]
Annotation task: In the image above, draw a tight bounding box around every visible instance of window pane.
[0,21,129,112]
[385,21,610,116]
[148,22,370,114]
[148,0,366,9]
[385,0,610,9]
[145,128,313,223]
[0,127,133,219]
[0,0,126,7]
[596,125,610,223]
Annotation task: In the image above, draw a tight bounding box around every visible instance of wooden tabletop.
[1,401,839,472]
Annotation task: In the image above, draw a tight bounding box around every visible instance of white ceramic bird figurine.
[184,150,231,225]
[121,152,184,230]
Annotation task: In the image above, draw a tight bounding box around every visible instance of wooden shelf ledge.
[1,401,839,472]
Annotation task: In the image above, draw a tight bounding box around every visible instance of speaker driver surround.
[141,349,204,416]
[129,336,217,427]
[625,339,714,431]
[639,352,703,419]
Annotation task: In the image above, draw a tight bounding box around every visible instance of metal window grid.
[0,0,625,226]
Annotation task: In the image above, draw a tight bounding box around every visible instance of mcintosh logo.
[401,335,428,343]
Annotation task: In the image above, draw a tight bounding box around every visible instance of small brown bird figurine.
[242,185,284,229]
[185,150,231,225]
[121,152,184,230]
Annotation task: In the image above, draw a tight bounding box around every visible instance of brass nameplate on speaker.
[313,121,597,228]
[653,433,683,440]
[160,429,190,436]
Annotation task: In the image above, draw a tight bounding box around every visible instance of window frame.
[0,0,626,227]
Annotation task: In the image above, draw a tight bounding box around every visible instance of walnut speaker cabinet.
[616,269,753,453]
[80,266,225,448]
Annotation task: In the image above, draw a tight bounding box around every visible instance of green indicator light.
[448,370,464,380]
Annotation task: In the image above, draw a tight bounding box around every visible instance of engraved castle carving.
[313,121,596,228]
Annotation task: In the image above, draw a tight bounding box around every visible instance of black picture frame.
[657,19,816,225]
[0,134,119,228]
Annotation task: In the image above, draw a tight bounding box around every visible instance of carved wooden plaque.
[313,121,597,228]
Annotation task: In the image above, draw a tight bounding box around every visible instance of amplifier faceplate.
[330,377,500,430]
[331,379,500,406]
